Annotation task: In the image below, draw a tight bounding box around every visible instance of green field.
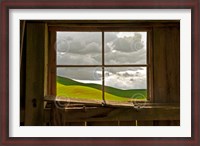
[57,76,147,102]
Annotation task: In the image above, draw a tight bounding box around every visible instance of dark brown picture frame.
[0,0,199,145]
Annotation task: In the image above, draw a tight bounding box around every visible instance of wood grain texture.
[119,121,136,126]
[137,120,154,126]
[24,23,45,126]
[46,105,179,125]
[44,96,179,108]
[22,21,180,126]
[87,121,119,126]
[48,31,56,95]
[50,104,65,126]
[153,26,180,103]
[20,21,26,124]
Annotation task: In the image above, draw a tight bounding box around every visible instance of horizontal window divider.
[56,64,149,67]
[56,65,102,67]
[49,26,152,32]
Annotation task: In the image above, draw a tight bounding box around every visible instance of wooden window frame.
[42,20,180,126]
[47,22,153,105]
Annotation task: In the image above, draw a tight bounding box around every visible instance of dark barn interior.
[20,20,180,126]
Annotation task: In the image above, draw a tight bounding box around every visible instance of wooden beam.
[153,26,180,103]
[44,96,179,108]
[45,105,179,124]
[20,20,26,69]
[26,20,180,24]
[25,23,45,126]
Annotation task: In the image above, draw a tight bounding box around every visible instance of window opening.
[56,31,149,104]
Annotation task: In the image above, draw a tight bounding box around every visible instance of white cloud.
[82,42,101,54]
[105,68,146,89]
[105,75,146,89]
[57,53,101,65]
[105,49,146,64]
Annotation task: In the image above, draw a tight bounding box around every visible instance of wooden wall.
[153,26,180,103]
[152,26,180,126]
[20,21,180,126]
[23,23,45,126]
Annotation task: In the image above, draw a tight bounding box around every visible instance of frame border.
[0,0,199,145]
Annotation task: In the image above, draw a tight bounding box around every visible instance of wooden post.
[24,23,45,126]
[153,26,180,103]
[153,25,180,126]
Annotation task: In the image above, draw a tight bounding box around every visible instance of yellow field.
[57,83,133,102]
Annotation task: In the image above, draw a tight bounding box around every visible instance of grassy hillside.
[57,76,147,101]
[57,83,133,102]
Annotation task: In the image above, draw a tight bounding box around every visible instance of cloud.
[112,38,132,52]
[57,32,146,65]
[57,32,102,54]
[56,32,147,89]
[57,53,101,65]
[81,42,101,54]
[105,32,118,42]
[57,67,146,89]
[105,74,146,90]
[109,32,145,53]
[56,38,70,53]
[105,67,144,74]
[57,67,102,80]
[105,68,146,89]
[105,49,146,64]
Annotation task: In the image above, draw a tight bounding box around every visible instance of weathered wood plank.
[165,27,180,103]
[44,108,51,124]
[153,26,180,103]
[44,23,49,97]
[50,104,65,126]
[44,96,179,108]
[24,23,45,126]
[153,25,180,126]
[137,120,154,126]
[66,122,86,126]
[154,120,180,126]
[87,121,119,126]
[48,31,56,95]
[27,20,180,24]
[20,20,26,69]
[20,21,26,124]
[169,120,180,126]
[120,121,136,126]
[46,106,179,124]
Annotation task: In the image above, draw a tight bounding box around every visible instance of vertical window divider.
[102,31,106,104]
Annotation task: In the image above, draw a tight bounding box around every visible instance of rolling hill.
[56,76,147,101]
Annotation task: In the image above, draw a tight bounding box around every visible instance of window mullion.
[102,31,105,104]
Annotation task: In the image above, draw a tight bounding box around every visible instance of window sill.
[44,96,180,125]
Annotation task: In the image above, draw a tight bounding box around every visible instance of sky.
[56,32,147,89]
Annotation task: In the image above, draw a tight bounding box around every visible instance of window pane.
[57,67,102,101]
[105,32,147,65]
[104,67,147,101]
[56,32,102,65]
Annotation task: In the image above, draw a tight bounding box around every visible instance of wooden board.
[24,23,45,126]
[153,26,180,103]
[45,105,179,125]
[44,96,179,108]
[153,25,180,126]
[119,121,136,126]
[137,120,154,126]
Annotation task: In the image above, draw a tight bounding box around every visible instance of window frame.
[48,22,153,104]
